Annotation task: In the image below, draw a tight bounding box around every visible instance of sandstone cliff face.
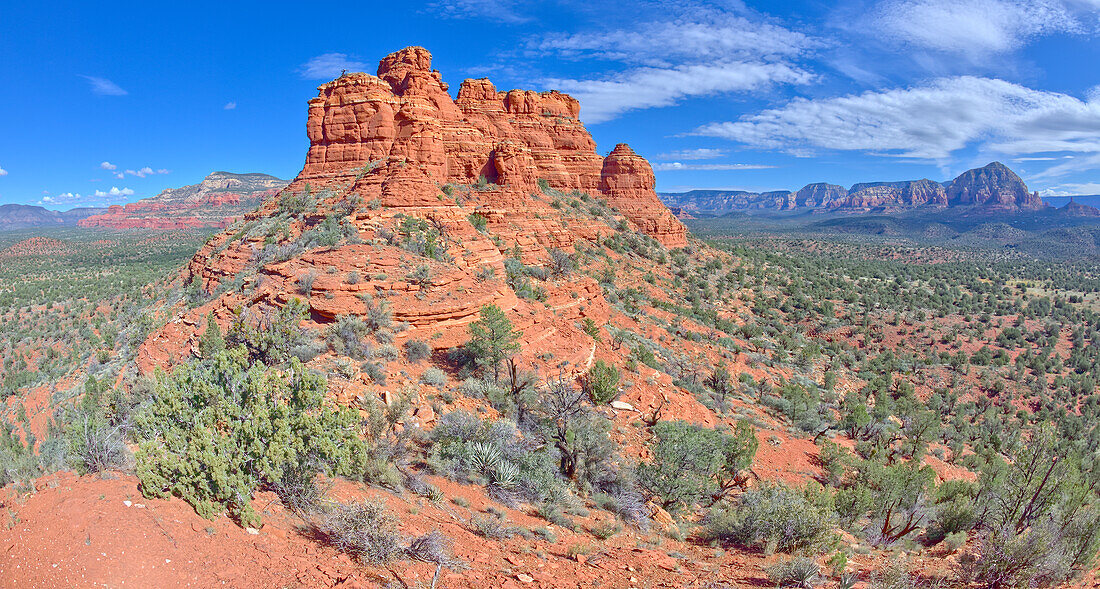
[296,46,684,247]
[795,183,847,208]
[945,162,1044,210]
[78,172,287,229]
[842,179,947,209]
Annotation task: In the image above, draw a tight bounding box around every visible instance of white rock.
[610,400,636,411]
[123,500,132,507]
[246,527,260,535]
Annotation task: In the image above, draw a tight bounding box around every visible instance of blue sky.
[2,0,1100,209]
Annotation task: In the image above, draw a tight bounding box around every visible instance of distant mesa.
[77,172,288,229]
[0,203,105,231]
[661,162,1047,215]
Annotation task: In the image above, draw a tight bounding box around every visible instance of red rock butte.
[294,45,685,247]
[138,46,687,371]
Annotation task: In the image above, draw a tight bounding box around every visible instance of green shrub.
[226,297,314,366]
[702,484,837,555]
[927,479,976,544]
[428,411,563,506]
[468,212,488,232]
[405,339,431,362]
[638,420,757,511]
[580,360,620,405]
[134,349,361,526]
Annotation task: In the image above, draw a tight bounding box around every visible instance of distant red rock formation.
[77,172,287,229]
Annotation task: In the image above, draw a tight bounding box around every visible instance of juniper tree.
[466,304,521,382]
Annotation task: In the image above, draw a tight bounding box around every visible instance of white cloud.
[533,16,815,66]
[116,166,168,178]
[99,161,117,170]
[534,13,815,123]
[80,75,128,96]
[547,62,813,123]
[299,53,368,80]
[697,76,1100,163]
[656,148,728,160]
[1040,182,1100,196]
[94,186,134,197]
[224,101,237,110]
[653,162,777,171]
[867,0,1082,57]
[0,166,7,177]
[428,0,530,24]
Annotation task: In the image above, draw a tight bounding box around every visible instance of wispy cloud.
[656,148,728,160]
[533,12,816,123]
[80,75,128,96]
[547,62,813,123]
[865,0,1085,58]
[224,101,237,110]
[0,165,7,177]
[653,162,778,171]
[99,161,117,170]
[428,0,530,24]
[696,76,1100,164]
[534,15,815,66]
[299,53,368,80]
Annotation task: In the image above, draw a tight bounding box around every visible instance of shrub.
[548,248,574,277]
[471,514,516,539]
[580,360,620,405]
[133,349,361,526]
[589,521,621,540]
[421,367,448,387]
[297,270,317,295]
[702,484,837,555]
[957,523,1077,588]
[638,420,757,511]
[61,376,129,475]
[312,499,405,563]
[468,212,488,232]
[926,479,976,544]
[869,559,919,589]
[764,557,821,588]
[428,411,563,506]
[405,339,431,363]
[325,314,371,359]
[226,297,314,366]
[362,295,393,333]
